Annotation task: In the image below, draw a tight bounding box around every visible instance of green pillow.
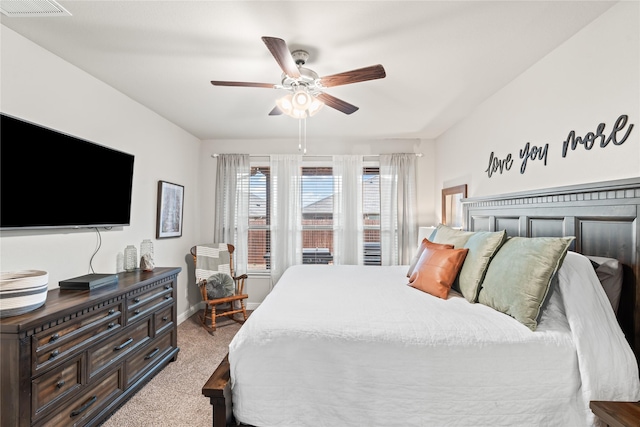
[478,236,574,331]
[431,224,474,248]
[458,230,507,303]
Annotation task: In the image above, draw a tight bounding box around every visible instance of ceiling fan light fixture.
[291,89,312,110]
[275,94,294,115]
[307,98,324,117]
[276,90,324,119]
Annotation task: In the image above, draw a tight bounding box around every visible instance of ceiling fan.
[211,36,386,117]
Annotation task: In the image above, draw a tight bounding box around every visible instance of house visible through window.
[247,162,381,272]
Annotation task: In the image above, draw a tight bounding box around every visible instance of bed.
[203,177,640,427]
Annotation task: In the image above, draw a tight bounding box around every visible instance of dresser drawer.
[34,368,123,427]
[154,305,174,335]
[31,355,82,421]
[126,283,173,324]
[87,317,151,379]
[125,328,175,388]
[33,303,122,374]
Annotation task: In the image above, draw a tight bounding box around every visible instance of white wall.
[0,26,204,322]
[434,1,640,207]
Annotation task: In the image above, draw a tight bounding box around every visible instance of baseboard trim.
[178,302,202,324]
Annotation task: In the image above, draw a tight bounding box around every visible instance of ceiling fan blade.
[316,93,359,115]
[269,106,283,116]
[262,36,301,79]
[211,81,276,88]
[320,64,386,88]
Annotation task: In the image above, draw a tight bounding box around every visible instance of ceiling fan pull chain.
[303,118,307,155]
[298,119,302,152]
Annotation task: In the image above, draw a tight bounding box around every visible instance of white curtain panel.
[269,154,303,284]
[380,154,418,266]
[332,155,364,265]
[213,154,250,273]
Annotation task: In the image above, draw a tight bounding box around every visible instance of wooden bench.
[202,354,235,427]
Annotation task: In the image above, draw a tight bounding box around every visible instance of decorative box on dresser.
[0,267,181,427]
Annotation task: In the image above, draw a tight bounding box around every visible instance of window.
[363,167,381,265]
[248,166,270,271]
[247,161,381,272]
[301,167,334,264]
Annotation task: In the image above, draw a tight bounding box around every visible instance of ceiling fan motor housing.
[291,49,309,65]
[281,66,322,94]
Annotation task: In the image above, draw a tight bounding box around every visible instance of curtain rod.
[211,153,423,158]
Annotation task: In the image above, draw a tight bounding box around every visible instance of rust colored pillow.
[408,246,469,299]
[406,238,455,278]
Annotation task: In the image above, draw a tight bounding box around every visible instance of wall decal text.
[519,142,548,174]
[485,152,513,178]
[485,114,634,178]
[562,114,634,157]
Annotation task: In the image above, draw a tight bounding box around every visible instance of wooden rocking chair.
[191,244,248,332]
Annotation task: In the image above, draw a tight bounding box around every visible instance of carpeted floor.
[99,311,244,427]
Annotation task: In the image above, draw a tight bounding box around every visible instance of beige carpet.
[99,311,244,427]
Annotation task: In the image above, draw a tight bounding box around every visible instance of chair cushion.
[201,272,235,299]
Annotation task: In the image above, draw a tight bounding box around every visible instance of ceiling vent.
[0,0,71,17]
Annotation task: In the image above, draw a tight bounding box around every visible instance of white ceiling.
[0,1,616,141]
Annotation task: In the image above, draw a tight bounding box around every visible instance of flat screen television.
[1,113,135,230]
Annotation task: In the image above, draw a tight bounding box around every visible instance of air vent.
[0,0,71,17]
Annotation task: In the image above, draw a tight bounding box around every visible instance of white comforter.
[229,252,639,426]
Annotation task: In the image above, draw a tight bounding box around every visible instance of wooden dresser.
[0,267,181,427]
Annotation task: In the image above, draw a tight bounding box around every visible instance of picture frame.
[156,180,184,239]
[442,184,467,228]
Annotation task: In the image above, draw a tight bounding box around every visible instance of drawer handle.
[56,380,65,389]
[49,349,59,360]
[108,309,115,315]
[70,395,97,417]
[162,316,168,321]
[134,309,140,315]
[50,333,59,342]
[133,297,140,303]
[144,347,160,360]
[107,322,116,329]
[165,285,171,290]
[114,337,133,351]
[164,295,171,300]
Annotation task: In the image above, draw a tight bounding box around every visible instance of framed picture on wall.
[156,180,184,239]
[442,184,467,228]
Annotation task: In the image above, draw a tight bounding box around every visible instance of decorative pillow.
[200,272,235,299]
[431,224,475,248]
[406,238,454,278]
[477,236,574,331]
[458,230,508,303]
[408,245,469,299]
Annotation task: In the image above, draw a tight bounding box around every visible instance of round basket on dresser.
[0,270,49,318]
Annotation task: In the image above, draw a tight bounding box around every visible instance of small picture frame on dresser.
[156,180,184,239]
